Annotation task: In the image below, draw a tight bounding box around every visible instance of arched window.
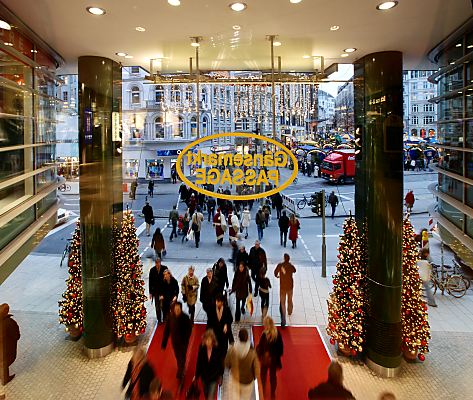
[175,116,184,137]
[155,116,164,139]
[201,88,208,104]
[172,85,181,103]
[131,86,140,104]
[202,116,209,135]
[155,85,164,103]
[190,116,197,137]
[186,85,193,102]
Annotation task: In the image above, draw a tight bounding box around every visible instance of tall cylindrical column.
[354,52,404,375]
[78,56,122,357]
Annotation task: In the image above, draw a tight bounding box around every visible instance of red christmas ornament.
[330,338,335,345]
[353,331,359,337]
[333,279,338,285]
[140,327,146,334]
[418,353,425,362]
[350,349,357,356]
[421,340,427,346]
[68,261,73,267]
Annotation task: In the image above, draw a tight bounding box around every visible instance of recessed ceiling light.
[290,70,296,72]
[456,43,462,47]
[4,42,13,46]
[229,2,247,12]
[191,42,200,47]
[86,6,106,15]
[468,45,473,49]
[135,26,146,32]
[341,53,349,58]
[125,55,134,59]
[177,70,183,73]
[0,20,11,30]
[273,41,282,47]
[376,1,398,10]
[116,52,127,57]
[233,25,241,30]
[303,55,311,59]
[290,0,302,3]
[330,25,340,31]
[344,48,357,53]
[168,0,181,6]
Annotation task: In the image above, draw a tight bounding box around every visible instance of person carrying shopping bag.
[230,262,252,322]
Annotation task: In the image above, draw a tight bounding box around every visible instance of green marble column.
[354,52,404,375]
[78,56,122,357]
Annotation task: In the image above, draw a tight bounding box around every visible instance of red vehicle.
[320,149,356,184]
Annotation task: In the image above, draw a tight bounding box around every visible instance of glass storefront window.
[36,191,57,217]
[438,95,463,121]
[146,159,164,179]
[0,148,32,182]
[438,198,464,229]
[439,174,463,202]
[124,159,139,178]
[0,181,25,214]
[438,148,463,175]
[439,67,463,97]
[466,153,473,179]
[466,216,473,239]
[0,206,35,251]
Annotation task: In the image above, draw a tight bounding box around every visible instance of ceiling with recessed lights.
[1,0,471,73]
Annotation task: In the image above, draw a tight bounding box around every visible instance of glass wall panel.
[0,148,32,182]
[439,174,463,202]
[438,121,463,147]
[36,190,56,217]
[0,51,33,88]
[0,180,25,214]
[0,206,35,251]
[0,117,33,148]
[438,67,463,97]
[438,95,463,121]
[466,153,473,179]
[438,199,464,229]
[438,148,463,175]
[466,216,473,239]
[465,184,473,208]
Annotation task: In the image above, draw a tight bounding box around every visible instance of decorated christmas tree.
[112,210,147,341]
[326,216,366,356]
[401,216,430,361]
[58,220,83,335]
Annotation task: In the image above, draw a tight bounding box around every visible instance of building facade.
[403,70,437,137]
[317,89,335,131]
[335,81,354,132]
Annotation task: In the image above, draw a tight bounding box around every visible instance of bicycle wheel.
[59,185,66,192]
[446,275,468,298]
[60,250,67,267]
[297,199,306,210]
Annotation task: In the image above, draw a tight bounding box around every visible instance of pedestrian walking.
[151,227,166,260]
[0,304,19,383]
[168,205,179,241]
[248,240,267,297]
[181,266,200,323]
[194,329,223,400]
[278,210,289,247]
[188,193,197,216]
[405,190,415,213]
[262,202,271,227]
[231,262,252,322]
[417,249,437,307]
[274,254,296,327]
[142,202,154,236]
[212,258,230,295]
[179,183,188,203]
[148,180,155,198]
[181,210,190,243]
[207,197,216,222]
[161,269,179,321]
[148,378,173,400]
[235,245,249,271]
[288,214,300,249]
[207,294,234,360]
[149,258,166,324]
[308,361,355,399]
[256,316,284,399]
[240,206,251,239]
[258,268,271,319]
[328,191,339,219]
[272,192,283,219]
[228,209,240,242]
[225,328,263,400]
[130,179,138,200]
[229,240,239,271]
[255,208,265,241]
[122,346,156,400]
[200,268,219,319]
[161,302,192,382]
[213,208,227,246]
[171,168,178,184]
[191,207,204,248]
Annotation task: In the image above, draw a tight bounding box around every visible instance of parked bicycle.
[430,262,469,298]
[297,194,313,210]
[59,183,71,192]
[60,238,72,268]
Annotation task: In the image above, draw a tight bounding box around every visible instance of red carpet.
[147,323,208,399]
[252,326,331,400]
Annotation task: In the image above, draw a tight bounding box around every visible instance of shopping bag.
[144,247,155,259]
[246,294,254,316]
[186,229,195,241]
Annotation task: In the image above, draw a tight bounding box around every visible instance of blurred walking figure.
[405,190,415,213]
[142,201,154,236]
[207,294,234,360]
[148,180,154,198]
[231,262,252,322]
[328,191,339,219]
[151,227,166,260]
[256,316,284,400]
[148,379,173,400]
[274,254,296,327]
[168,205,179,241]
[149,258,166,324]
[194,329,223,400]
[248,240,267,297]
[308,361,355,399]
[181,266,200,322]
[240,206,251,239]
[191,207,204,248]
[161,302,192,382]
[213,208,226,246]
[417,249,437,307]
[207,197,216,222]
[181,210,190,243]
[235,245,249,272]
[225,328,263,400]
[278,210,289,247]
[288,213,300,249]
[0,304,19,383]
[228,209,240,242]
[122,346,156,400]
[255,208,265,241]
[258,268,272,319]
[200,268,219,319]
[161,269,179,321]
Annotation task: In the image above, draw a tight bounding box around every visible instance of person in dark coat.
[258,268,272,319]
[151,227,166,260]
[206,294,234,360]
[188,193,197,216]
[179,183,188,203]
[212,258,229,295]
[256,316,284,399]
[0,304,19,382]
[231,263,252,322]
[308,361,355,399]
[272,192,283,219]
[194,329,223,399]
[235,245,249,271]
[148,180,155,198]
[161,302,192,381]
[278,210,289,247]
[328,191,339,219]
[229,240,239,271]
[200,268,219,319]
[161,269,179,321]
[207,197,216,222]
[248,240,268,297]
[142,202,154,236]
[122,346,156,400]
[149,258,166,323]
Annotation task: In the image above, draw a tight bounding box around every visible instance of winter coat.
[288,218,300,241]
[162,312,192,356]
[272,193,283,210]
[207,305,234,355]
[200,277,219,311]
[256,330,284,370]
[308,379,355,399]
[225,342,260,385]
[3,314,19,367]
[149,265,166,298]
[231,268,252,300]
[195,345,224,385]
[258,276,272,295]
[213,261,229,293]
[122,360,155,399]
[278,215,289,232]
[181,274,199,306]
[161,277,179,305]
[151,231,165,252]
[235,249,249,269]
[274,262,296,291]
[240,209,251,228]
[191,212,204,232]
[248,246,268,272]
[142,204,154,224]
[255,211,265,227]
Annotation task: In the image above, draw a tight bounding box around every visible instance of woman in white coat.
[240,207,251,239]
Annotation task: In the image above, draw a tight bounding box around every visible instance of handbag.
[151,218,155,225]
[162,249,167,257]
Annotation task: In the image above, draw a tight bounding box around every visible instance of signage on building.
[112,112,120,142]
[156,149,182,157]
[84,109,93,144]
